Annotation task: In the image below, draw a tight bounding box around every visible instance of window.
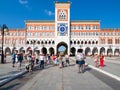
[71,26,76,30]
[78,26,83,30]
[86,32,90,36]
[104,32,106,36]
[111,32,113,36]
[96,32,98,36]
[86,26,91,30]
[81,32,84,36]
[28,26,33,30]
[108,39,112,44]
[49,26,54,30]
[93,26,98,30]
[78,32,81,36]
[93,32,95,36]
[34,32,38,37]
[100,32,102,36]
[119,32,120,35]
[115,39,119,44]
[30,33,33,36]
[34,26,39,30]
[71,32,76,36]
[42,26,47,30]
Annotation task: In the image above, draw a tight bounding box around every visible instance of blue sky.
[0,0,120,29]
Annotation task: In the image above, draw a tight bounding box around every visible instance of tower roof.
[55,1,71,4]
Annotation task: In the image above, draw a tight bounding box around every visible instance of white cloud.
[19,0,28,5]
[45,9,55,16]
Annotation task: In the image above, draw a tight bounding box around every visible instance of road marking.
[88,64,120,82]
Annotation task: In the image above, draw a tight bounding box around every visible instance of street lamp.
[1,24,9,64]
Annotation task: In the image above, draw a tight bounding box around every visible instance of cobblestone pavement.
[18,58,120,90]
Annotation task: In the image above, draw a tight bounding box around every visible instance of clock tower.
[55,1,71,55]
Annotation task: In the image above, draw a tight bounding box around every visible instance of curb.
[0,70,27,87]
[0,64,39,87]
[88,64,120,82]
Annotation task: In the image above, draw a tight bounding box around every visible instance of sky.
[0,0,120,29]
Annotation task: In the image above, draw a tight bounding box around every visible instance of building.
[0,1,120,56]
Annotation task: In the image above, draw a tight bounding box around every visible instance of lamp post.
[1,24,9,64]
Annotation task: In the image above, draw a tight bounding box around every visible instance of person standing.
[27,53,32,72]
[94,54,99,67]
[65,54,70,66]
[17,53,23,70]
[58,53,63,68]
[39,54,45,69]
[31,53,35,70]
[51,54,56,65]
[12,50,16,67]
[75,49,84,73]
[100,54,105,68]
[35,52,39,64]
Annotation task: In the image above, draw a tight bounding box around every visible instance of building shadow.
[0,83,20,90]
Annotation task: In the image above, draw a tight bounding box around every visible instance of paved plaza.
[0,56,120,90]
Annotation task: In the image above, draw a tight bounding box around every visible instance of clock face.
[57,23,68,36]
[59,26,66,34]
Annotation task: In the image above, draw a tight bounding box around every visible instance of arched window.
[74,41,76,44]
[52,41,55,44]
[49,41,51,44]
[45,41,47,44]
[88,41,91,44]
[85,41,87,44]
[81,41,83,44]
[37,41,40,44]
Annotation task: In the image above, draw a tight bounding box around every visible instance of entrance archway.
[49,47,54,56]
[5,47,11,55]
[107,49,112,56]
[100,47,105,55]
[85,47,91,56]
[57,42,68,55]
[114,49,120,56]
[92,47,98,55]
[41,47,47,55]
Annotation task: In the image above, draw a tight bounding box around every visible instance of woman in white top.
[39,54,45,69]
[75,49,85,73]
